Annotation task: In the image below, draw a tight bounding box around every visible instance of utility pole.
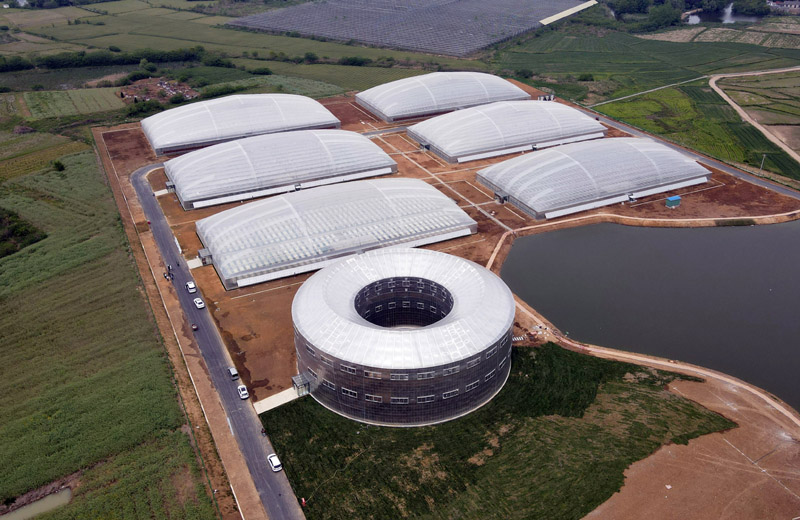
[758,153,766,176]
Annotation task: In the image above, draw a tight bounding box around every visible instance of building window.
[320,355,333,367]
[443,366,460,376]
[305,345,315,357]
[430,306,437,313]
[322,379,335,390]
[402,280,410,288]
[402,301,411,308]
[485,346,497,360]
[375,304,383,313]
[499,356,507,368]
[388,302,397,310]
[365,394,382,403]
[466,380,479,392]
[442,389,459,400]
[417,281,425,289]
[467,357,481,369]
[416,302,425,310]
[390,373,409,381]
[417,395,435,404]
[341,387,357,399]
[485,369,496,382]
[340,364,357,375]
[417,371,435,380]
[364,370,382,379]
[308,367,318,379]
[391,397,409,405]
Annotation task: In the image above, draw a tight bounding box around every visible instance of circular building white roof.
[292,248,515,370]
[355,72,529,121]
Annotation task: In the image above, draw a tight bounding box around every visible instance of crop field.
[233,58,426,91]
[229,0,588,57]
[262,344,734,520]
[0,65,142,91]
[202,74,344,98]
[597,82,800,178]
[30,9,483,69]
[0,151,215,516]
[1,6,98,29]
[23,88,125,119]
[494,26,800,101]
[0,140,89,181]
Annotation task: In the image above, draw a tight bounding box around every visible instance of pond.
[501,221,800,410]
[3,488,72,520]
[686,3,764,24]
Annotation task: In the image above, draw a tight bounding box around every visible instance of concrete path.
[254,389,302,415]
[708,65,800,167]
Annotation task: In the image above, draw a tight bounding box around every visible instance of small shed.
[666,195,681,208]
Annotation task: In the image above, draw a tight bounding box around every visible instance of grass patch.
[23,88,125,120]
[0,206,46,258]
[0,140,90,181]
[200,74,344,98]
[493,24,800,102]
[597,81,800,179]
[0,65,143,91]
[0,151,212,517]
[262,344,734,520]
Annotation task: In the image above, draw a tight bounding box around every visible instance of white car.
[267,453,282,472]
[237,385,249,400]
[193,297,205,309]
[185,281,197,293]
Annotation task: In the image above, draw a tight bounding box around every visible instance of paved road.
[131,165,303,520]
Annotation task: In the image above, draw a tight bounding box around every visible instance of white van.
[228,367,239,380]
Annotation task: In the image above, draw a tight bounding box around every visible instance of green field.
[0,130,91,181]
[233,58,427,91]
[597,81,800,178]
[719,70,800,126]
[0,151,215,517]
[201,74,344,98]
[0,206,46,258]
[23,87,126,119]
[0,65,143,91]
[262,344,734,520]
[492,22,800,102]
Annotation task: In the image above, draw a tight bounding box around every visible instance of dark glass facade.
[295,326,513,426]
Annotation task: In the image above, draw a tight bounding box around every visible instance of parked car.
[185,281,197,293]
[193,297,205,309]
[191,323,199,331]
[267,453,282,472]
[228,367,239,380]
[237,385,249,400]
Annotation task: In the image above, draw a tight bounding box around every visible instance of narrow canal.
[501,221,800,410]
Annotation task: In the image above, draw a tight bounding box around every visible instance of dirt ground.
[587,376,800,519]
[94,83,800,520]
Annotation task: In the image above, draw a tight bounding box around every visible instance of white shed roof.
[407,101,606,162]
[196,178,477,288]
[292,248,516,370]
[355,72,529,121]
[141,94,340,155]
[477,138,711,218]
[164,130,397,209]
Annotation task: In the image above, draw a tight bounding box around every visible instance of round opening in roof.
[353,277,454,329]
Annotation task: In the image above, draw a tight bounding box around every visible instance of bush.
[578,73,595,81]
[32,85,45,91]
[169,93,186,104]
[108,45,121,52]
[303,52,319,64]
[52,160,65,171]
[126,99,163,116]
[337,56,372,67]
[515,69,534,79]
[250,67,272,75]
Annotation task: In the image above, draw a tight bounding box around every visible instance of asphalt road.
[131,165,304,520]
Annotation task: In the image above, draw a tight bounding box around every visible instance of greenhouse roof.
[477,138,711,218]
[355,72,529,122]
[196,178,477,289]
[164,130,397,209]
[292,248,515,370]
[141,94,340,155]
[407,101,606,162]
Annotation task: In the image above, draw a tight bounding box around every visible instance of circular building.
[292,248,515,427]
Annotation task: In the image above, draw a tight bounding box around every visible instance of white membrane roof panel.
[355,72,529,120]
[141,94,340,153]
[477,138,710,215]
[164,130,396,205]
[196,178,477,285]
[292,248,516,370]
[408,101,606,159]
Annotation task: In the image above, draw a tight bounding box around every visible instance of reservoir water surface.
[501,221,800,410]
